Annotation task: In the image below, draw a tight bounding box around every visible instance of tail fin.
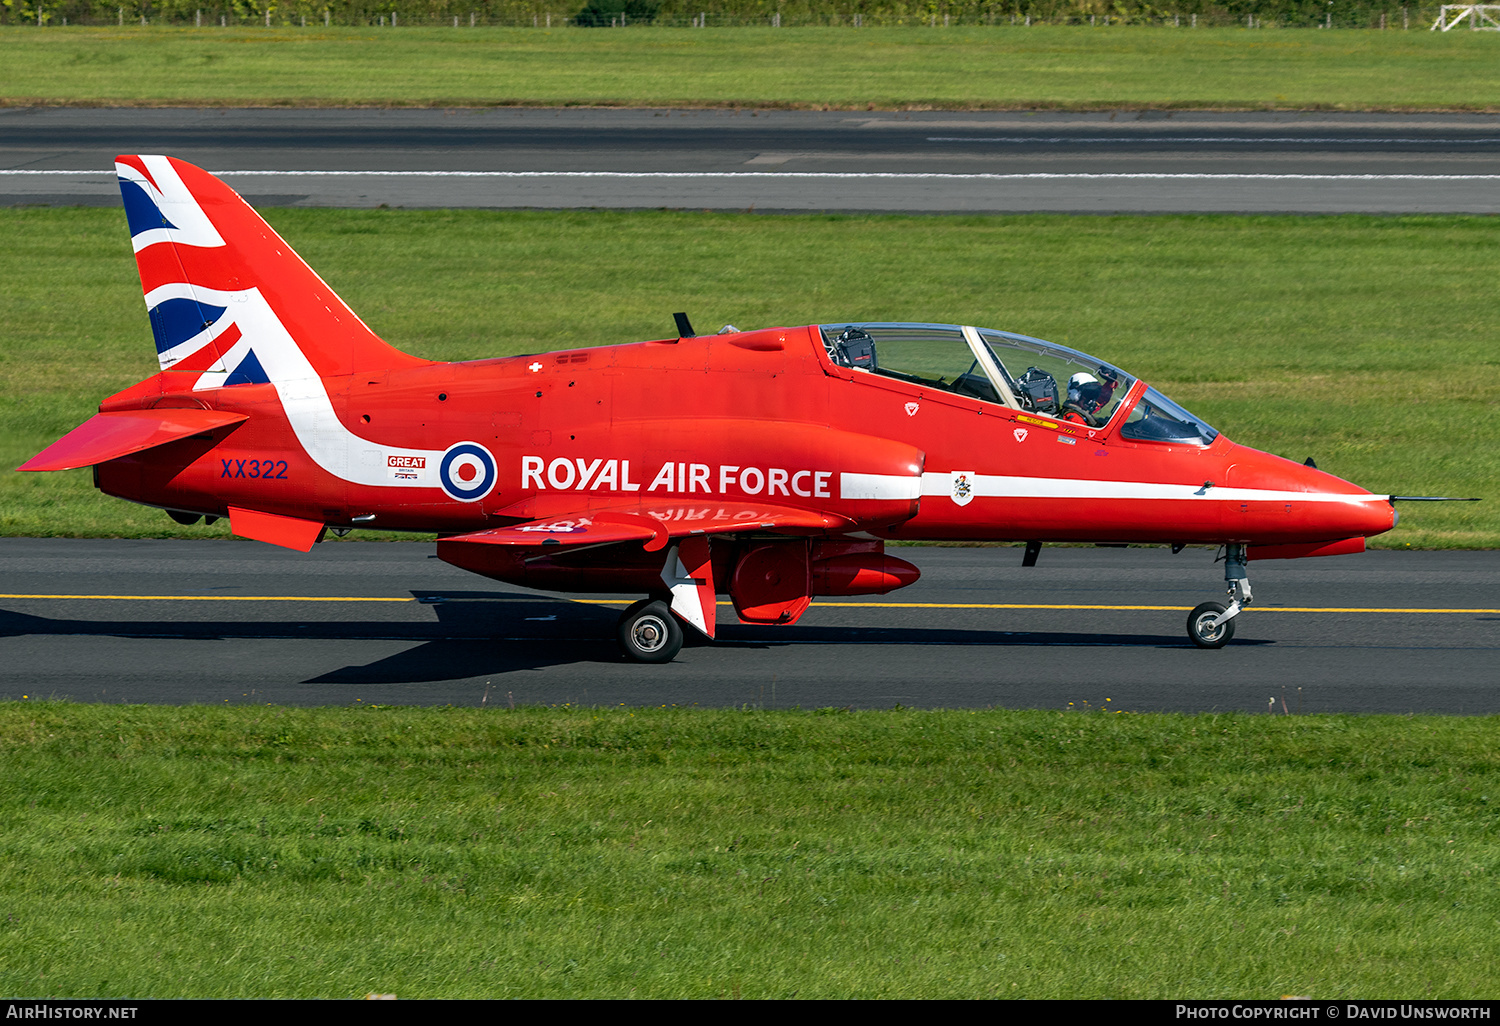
[116,155,428,387]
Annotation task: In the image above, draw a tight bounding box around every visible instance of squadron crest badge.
[951,471,975,507]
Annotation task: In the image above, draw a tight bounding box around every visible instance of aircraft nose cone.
[1327,491,1399,539]
[1225,445,1395,542]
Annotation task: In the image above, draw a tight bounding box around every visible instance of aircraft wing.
[441,500,854,552]
[438,501,855,642]
[18,409,248,472]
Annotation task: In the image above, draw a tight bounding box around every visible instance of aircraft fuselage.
[96,324,1395,552]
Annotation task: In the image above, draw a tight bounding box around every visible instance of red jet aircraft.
[21,156,1410,661]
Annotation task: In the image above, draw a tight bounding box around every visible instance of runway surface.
[2,538,1496,714]
[4,108,1500,212]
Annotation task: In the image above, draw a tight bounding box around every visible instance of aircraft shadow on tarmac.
[0,595,1267,686]
[309,617,1272,684]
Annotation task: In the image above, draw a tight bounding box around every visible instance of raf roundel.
[439,441,497,502]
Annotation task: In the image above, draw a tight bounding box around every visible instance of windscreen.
[1118,387,1219,446]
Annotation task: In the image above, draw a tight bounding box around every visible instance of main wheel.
[1187,601,1235,649]
[617,599,683,663]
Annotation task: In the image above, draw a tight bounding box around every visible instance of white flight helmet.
[1067,372,1099,399]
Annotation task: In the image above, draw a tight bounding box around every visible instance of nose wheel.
[1187,601,1235,648]
[1186,543,1251,649]
[617,599,683,663]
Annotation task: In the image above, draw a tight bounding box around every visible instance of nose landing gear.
[1187,543,1252,649]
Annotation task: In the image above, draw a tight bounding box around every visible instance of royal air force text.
[520,458,832,498]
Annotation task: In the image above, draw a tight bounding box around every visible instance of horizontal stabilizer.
[18,409,248,472]
[441,501,853,552]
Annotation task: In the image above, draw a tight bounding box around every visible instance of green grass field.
[4,25,1500,109]
[3,206,1495,546]
[0,702,1495,998]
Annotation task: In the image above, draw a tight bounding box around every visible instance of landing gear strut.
[617,599,683,663]
[1187,543,1252,649]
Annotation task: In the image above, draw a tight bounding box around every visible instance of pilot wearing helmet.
[1060,367,1120,427]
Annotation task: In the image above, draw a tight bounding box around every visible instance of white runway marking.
[10,167,1498,213]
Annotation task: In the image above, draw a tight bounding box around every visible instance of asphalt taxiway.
[4,107,1500,212]
[1,538,1495,713]
[5,109,1495,713]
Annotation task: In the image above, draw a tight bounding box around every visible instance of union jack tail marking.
[116,154,429,386]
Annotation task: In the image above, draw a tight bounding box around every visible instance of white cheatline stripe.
[919,472,1386,505]
[841,472,922,501]
[9,170,1500,182]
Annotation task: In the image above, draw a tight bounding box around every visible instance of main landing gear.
[616,539,715,663]
[1187,543,1252,649]
[617,599,684,664]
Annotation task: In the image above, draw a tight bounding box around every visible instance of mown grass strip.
[0,702,1495,998]
[4,26,1500,110]
[3,207,1497,546]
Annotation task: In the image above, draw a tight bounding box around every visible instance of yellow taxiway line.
[798,602,1500,614]
[1,594,1498,615]
[0,594,411,603]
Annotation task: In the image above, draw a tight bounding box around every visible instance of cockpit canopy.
[819,322,1218,446]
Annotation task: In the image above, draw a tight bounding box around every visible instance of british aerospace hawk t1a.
[21,156,1417,661]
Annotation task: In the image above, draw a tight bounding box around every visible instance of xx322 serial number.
[220,458,289,479]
